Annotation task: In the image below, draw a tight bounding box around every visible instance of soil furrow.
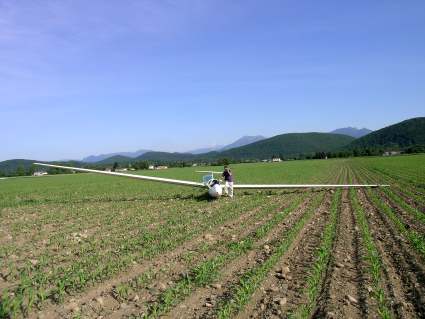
[164,194,316,319]
[313,189,372,318]
[232,192,332,319]
[359,188,425,318]
[99,195,302,319]
[358,167,425,224]
[31,196,274,318]
[364,171,425,212]
[377,190,425,234]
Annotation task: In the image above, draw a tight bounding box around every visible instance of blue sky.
[1,0,424,161]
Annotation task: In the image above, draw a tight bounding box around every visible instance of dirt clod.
[281,266,290,273]
[204,234,214,241]
[67,302,80,313]
[346,294,358,304]
[95,296,104,306]
[211,283,222,289]
[278,297,287,305]
[157,282,167,291]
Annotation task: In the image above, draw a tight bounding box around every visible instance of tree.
[16,165,26,176]
[29,164,36,176]
[112,162,119,172]
[217,158,230,166]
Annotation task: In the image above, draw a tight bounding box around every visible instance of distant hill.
[347,117,425,150]
[218,133,355,160]
[220,135,266,151]
[137,151,197,162]
[0,159,38,175]
[0,159,83,176]
[82,149,151,163]
[83,136,265,162]
[95,155,133,165]
[187,135,266,154]
[130,133,354,162]
[3,117,423,175]
[187,145,224,155]
[330,127,372,138]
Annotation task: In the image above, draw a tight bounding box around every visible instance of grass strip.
[349,187,392,319]
[214,192,325,319]
[142,193,309,318]
[290,189,341,318]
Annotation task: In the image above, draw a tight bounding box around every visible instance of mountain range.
[77,119,423,164]
[82,136,267,161]
[329,127,372,138]
[347,117,425,150]
[81,150,151,163]
[80,129,366,163]
[1,118,424,176]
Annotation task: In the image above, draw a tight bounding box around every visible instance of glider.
[34,163,389,199]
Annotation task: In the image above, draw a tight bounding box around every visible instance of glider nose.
[208,184,223,198]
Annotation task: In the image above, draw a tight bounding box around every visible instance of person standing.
[222,166,234,198]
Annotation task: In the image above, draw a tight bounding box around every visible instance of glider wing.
[33,163,205,187]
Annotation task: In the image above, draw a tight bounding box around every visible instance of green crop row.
[115,194,299,302]
[290,189,341,318]
[353,169,425,258]
[354,164,425,212]
[349,187,392,319]
[365,188,425,258]
[0,195,267,317]
[380,187,425,224]
[370,168,425,200]
[141,193,309,318]
[214,192,326,319]
[106,192,296,305]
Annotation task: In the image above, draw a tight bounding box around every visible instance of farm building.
[33,171,48,176]
[383,151,401,156]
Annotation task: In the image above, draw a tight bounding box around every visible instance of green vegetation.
[349,185,392,319]
[366,188,425,258]
[143,193,309,318]
[291,188,342,318]
[217,133,354,160]
[0,155,424,318]
[347,117,425,151]
[215,193,325,318]
[2,117,424,176]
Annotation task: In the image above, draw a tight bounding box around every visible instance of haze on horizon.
[1,0,424,161]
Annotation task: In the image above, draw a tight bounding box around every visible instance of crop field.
[0,155,424,319]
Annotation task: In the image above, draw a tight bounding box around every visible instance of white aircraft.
[34,163,389,199]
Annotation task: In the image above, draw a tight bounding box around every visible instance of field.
[0,155,424,319]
